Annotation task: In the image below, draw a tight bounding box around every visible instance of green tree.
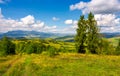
[87,12,100,53]
[75,12,100,54]
[97,39,115,55]
[0,36,15,56]
[115,39,120,55]
[75,15,87,53]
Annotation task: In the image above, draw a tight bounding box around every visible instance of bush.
[47,45,59,57]
[16,40,46,54]
[0,36,15,56]
[15,42,25,54]
[96,39,115,55]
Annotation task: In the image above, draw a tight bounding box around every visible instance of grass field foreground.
[0,53,120,76]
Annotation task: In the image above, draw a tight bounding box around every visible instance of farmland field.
[0,53,120,76]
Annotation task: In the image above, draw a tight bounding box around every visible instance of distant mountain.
[0,30,120,39]
[55,32,120,42]
[0,30,70,39]
[101,33,120,38]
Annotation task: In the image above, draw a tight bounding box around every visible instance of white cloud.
[95,14,120,27]
[70,0,120,14]
[0,9,57,33]
[70,0,120,33]
[43,26,57,32]
[70,2,87,11]
[52,17,59,21]
[64,20,73,25]
[64,19,78,27]
[32,21,44,28]
[21,15,35,25]
[63,19,78,33]
[95,14,120,33]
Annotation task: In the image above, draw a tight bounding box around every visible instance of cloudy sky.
[0,0,120,33]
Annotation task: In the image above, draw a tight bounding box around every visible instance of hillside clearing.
[0,53,120,76]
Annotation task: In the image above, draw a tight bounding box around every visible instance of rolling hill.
[0,30,120,40]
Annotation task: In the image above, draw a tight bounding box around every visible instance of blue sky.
[0,0,120,33]
[0,0,84,29]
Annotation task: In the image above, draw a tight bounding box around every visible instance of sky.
[0,0,120,33]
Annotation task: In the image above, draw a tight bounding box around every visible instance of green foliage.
[97,39,115,55]
[75,15,87,53]
[15,41,25,54]
[0,35,120,56]
[0,36,15,56]
[15,40,46,54]
[75,12,100,54]
[87,12,100,54]
[47,45,59,57]
[115,39,120,55]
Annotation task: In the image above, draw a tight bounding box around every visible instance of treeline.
[0,36,75,57]
[0,36,120,57]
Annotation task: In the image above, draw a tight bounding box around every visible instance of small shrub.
[47,46,59,57]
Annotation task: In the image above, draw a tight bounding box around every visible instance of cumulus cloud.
[52,17,59,21]
[95,14,120,33]
[43,26,57,32]
[70,0,120,33]
[63,19,78,33]
[64,20,73,25]
[21,15,35,25]
[65,19,78,26]
[0,9,57,33]
[95,14,120,27]
[70,0,120,14]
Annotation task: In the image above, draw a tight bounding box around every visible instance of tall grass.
[0,53,120,76]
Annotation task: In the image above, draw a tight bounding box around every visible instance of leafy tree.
[36,42,46,54]
[0,36,15,56]
[20,41,46,54]
[75,12,100,54]
[97,39,115,55]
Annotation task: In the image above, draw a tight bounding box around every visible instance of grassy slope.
[0,53,120,76]
[107,37,120,46]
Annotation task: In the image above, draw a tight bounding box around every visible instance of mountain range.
[0,30,120,39]
[0,30,71,39]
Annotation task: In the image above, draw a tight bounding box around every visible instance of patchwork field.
[0,53,120,76]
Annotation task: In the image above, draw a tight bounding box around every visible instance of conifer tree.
[75,15,87,53]
[75,12,100,53]
[87,12,99,53]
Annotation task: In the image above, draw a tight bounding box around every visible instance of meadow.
[0,36,120,76]
[0,53,120,76]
